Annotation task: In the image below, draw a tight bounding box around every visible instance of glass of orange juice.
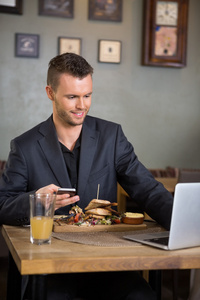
[30,193,56,245]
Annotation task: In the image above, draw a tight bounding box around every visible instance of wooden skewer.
[97,184,100,200]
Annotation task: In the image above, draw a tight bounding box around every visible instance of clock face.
[156,1,178,26]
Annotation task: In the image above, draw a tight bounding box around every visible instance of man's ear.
[45,86,54,101]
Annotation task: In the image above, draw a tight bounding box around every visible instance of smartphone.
[57,188,76,196]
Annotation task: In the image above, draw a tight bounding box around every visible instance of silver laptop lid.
[168,183,200,250]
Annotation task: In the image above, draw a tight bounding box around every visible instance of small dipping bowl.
[122,213,144,225]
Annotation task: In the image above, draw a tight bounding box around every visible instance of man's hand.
[36,184,80,210]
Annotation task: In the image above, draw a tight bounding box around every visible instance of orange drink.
[30,216,53,240]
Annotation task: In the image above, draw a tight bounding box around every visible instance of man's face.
[48,73,93,127]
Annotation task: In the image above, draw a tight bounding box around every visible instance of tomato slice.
[74,213,81,223]
[114,218,121,224]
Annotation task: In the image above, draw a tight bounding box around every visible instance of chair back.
[178,169,200,183]
[0,160,6,178]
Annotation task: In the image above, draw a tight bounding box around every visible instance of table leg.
[7,252,22,300]
[149,270,162,300]
[172,270,179,300]
[7,251,47,300]
[28,274,47,300]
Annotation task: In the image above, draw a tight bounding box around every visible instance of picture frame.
[142,0,189,68]
[0,0,22,14]
[98,39,121,64]
[38,0,73,18]
[88,0,122,22]
[15,33,39,58]
[58,37,81,55]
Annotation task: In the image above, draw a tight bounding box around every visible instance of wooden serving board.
[53,222,147,233]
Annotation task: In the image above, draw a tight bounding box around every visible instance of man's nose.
[76,97,85,109]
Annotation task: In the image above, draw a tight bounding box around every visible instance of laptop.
[124,183,200,250]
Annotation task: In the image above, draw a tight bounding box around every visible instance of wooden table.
[2,224,200,300]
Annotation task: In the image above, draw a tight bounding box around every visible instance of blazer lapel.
[37,116,99,200]
[38,117,71,187]
[78,121,99,206]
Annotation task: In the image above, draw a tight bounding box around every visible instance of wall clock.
[142,0,189,68]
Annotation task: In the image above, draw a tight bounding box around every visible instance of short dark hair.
[47,52,94,91]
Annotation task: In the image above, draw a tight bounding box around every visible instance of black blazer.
[0,115,173,228]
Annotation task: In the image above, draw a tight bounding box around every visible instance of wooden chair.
[0,160,6,178]
[178,169,200,183]
[0,161,9,260]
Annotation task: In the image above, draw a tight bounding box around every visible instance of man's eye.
[68,96,75,99]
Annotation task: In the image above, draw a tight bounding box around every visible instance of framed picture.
[98,39,121,64]
[39,0,73,18]
[88,0,122,22]
[0,0,22,14]
[142,0,189,68]
[58,37,81,55]
[15,33,39,58]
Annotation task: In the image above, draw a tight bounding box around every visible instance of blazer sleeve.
[115,125,173,230]
[0,139,33,225]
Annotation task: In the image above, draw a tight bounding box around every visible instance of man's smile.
[72,111,85,117]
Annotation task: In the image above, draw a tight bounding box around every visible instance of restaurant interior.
[0,0,200,299]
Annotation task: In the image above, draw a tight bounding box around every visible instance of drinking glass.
[30,193,55,245]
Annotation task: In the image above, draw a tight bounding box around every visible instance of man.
[0,53,173,299]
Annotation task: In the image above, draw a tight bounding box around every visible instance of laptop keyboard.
[144,237,169,245]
